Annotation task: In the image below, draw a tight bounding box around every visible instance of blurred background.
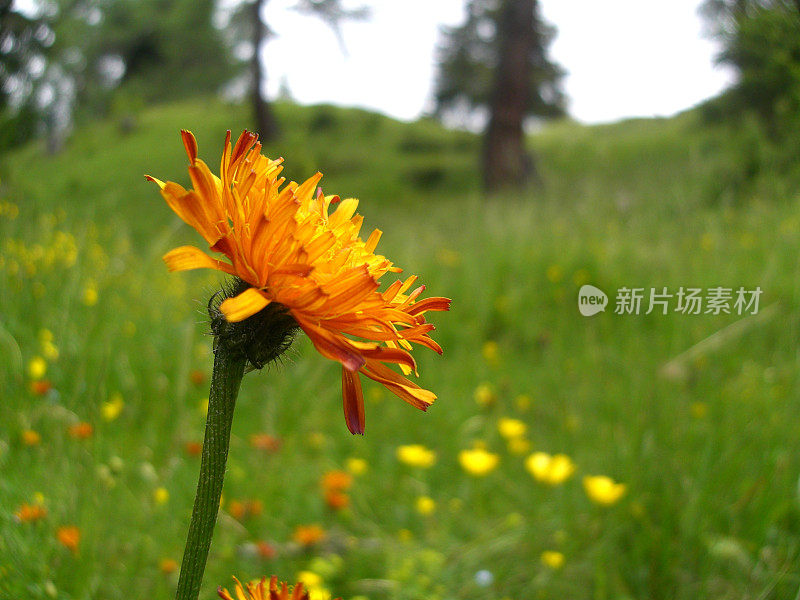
[2,1,800,599]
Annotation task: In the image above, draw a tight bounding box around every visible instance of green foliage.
[47,0,242,116]
[1,99,800,599]
[0,4,53,152]
[702,1,800,131]
[433,0,565,121]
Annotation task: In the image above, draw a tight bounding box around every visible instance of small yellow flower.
[572,268,590,286]
[583,475,626,506]
[28,356,47,380]
[396,444,436,468]
[296,571,322,589]
[507,437,531,455]
[690,402,708,419]
[481,341,499,365]
[42,341,59,361]
[345,457,368,476]
[22,429,41,446]
[153,487,170,505]
[415,495,436,515]
[540,550,564,569]
[82,284,98,306]
[546,264,563,283]
[458,448,499,476]
[525,452,575,485]
[473,383,496,407]
[514,394,531,412]
[101,393,125,421]
[497,418,527,439]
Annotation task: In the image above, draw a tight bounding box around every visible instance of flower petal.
[361,359,436,410]
[342,367,365,435]
[163,245,235,274]
[219,287,271,322]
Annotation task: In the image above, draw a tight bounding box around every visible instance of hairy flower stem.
[175,345,246,600]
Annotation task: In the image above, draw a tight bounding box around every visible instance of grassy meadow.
[1,98,800,600]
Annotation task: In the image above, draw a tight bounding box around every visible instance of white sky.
[15,0,737,125]
[261,0,735,124]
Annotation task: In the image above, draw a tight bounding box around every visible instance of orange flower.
[321,470,352,492]
[149,130,450,434]
[249,433,281,452]
[189,369,206,385]
[159,558,179,574]
[14,503,47,523]
[218,575,337,600]
[292,524,326,547]
[228,500,246,520]
[184,441,203,456]
[324,490,350,510]
[68,422,93,439]
[29,380,52,395]
[21,429,41,446]
[56,525,80,553]
[256,540,276,559]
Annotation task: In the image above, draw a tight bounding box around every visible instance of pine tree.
[434,0,564,191]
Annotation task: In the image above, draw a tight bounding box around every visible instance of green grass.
[1,97,800,600]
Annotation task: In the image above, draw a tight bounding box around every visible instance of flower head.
[583,475,627,506]
[458,448,499,476]
[149,130,450,434]
[56,525,80,553]
[14,503,46,523]
[540,550,565,569]
[525,452,575,486]
[292,524,326,547]
[218,575,339,600]
[497,417,527,439]
[396,444,436,468]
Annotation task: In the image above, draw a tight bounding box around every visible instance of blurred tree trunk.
[483,0,537,192]
[251,0,278,140]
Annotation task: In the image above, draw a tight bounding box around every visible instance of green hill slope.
[1,99,799,600]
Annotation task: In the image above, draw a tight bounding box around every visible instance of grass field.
[1,98,800,600]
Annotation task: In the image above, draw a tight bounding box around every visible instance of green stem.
[175,346,246,600]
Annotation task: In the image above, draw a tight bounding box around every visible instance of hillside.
[1,99,799,600]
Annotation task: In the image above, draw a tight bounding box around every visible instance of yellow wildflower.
[396,444,436,468]
[22,429,41,446]
[583,475,626,506]
[525,452,575,485]
[474,383,496,407]
[28,356,47,380]
[482,341,499,365]
[540,550,564,569]
[153,487,170,505]
[497,417,527,439]
[415,495,436,515]
[102,393,125,421]
[345,457,368,476]
[82,284,98,306]
[507,436,531,455]
[458,448,499,476]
